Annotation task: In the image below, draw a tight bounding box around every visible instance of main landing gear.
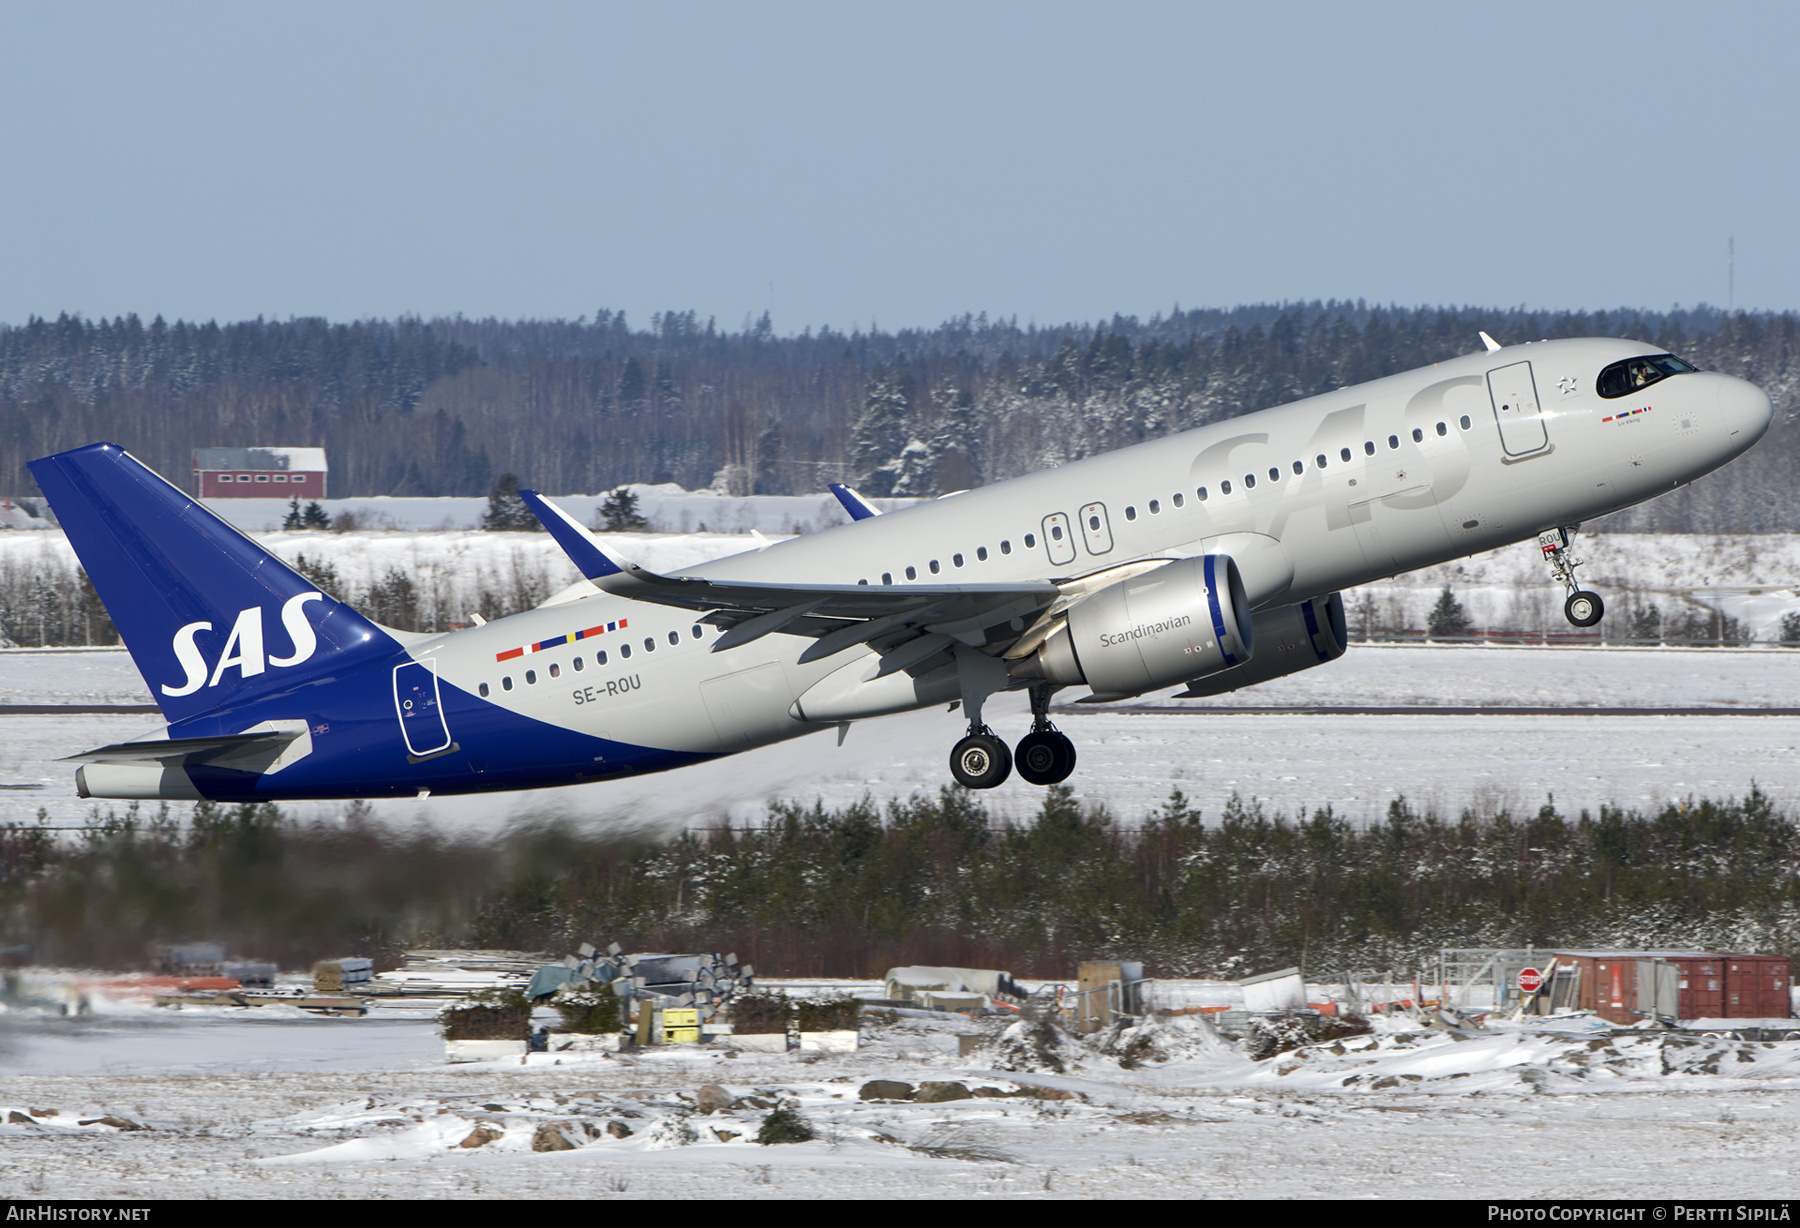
[1015,684,1076,785]
[946,684,1077,790]
[1540,527,1605,628]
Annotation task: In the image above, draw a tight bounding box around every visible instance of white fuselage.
[414,338,1773,761]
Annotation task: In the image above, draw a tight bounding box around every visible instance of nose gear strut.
[1540,527,1605,628]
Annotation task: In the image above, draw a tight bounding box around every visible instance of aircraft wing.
[520,489,1060,663]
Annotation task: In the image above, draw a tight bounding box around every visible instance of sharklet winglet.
[519,489,626,580]
[828,483,881,521]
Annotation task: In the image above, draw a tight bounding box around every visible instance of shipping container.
[1721,954,1792,1019]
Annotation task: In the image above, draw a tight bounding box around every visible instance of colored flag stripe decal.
[1602,406,1651,423]
[495,618,626,662]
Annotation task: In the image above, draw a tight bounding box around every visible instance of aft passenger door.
[393,659,454,760]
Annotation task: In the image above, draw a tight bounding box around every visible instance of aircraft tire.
[1564,591,1604,628]
[1015,730,1076,785]
[950,733,1013,789]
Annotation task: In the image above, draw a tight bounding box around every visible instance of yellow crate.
[666,1027,701,1044]
[664,1009,700,1027]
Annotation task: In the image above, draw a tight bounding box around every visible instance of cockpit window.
[1596,353,1698,399]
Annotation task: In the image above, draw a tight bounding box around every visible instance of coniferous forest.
[1,303,1795,531]
[8,786,1798,977]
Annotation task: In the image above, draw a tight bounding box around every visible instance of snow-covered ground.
[2,978,1799,1199]
[7,643,1800,832]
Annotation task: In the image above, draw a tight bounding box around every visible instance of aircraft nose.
[1718,375,1774,446]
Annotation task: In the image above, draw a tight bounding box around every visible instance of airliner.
[30,335,1772,802]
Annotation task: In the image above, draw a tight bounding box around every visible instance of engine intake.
[1022,553,1253,700]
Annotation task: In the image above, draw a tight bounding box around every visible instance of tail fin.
[29,443,395,724]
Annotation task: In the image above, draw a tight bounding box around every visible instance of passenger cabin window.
[1340,447,1352,462]
[668,630,679,644]
[479,682,490,697]
[1244,473,1256,489]
[976,546,988,560]
[1436,421,1448,436]
[1268,467,1279,482]
[1000,541,1012,554]
[1388,435,1399,449]
[573,656,585,671]
[596,650,607,665]
[1460,415,1471,430]
[620,643,631,659]
[502,676,513,691]
[1221,479,1233,494]
[929,559,940,574]
[1172,493,1184,508]
[549,663,561,678]
[1316,454,1327,468]
[905,566,917,580]
[1198,486,1209,501]
[952,553,963,568]
[1412,428,1423,443]
[692,625,703,638]
[1148,499,1160,514]
[1597,353,1697,399]
[882,572,893,584]
[525,670,537,684]
[1364,441,1375,456]
[1292,460,1303,475]
[1124,506,1136,521]
[1024,533,1036,548]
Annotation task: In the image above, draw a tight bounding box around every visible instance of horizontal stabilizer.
[62,729,302,766]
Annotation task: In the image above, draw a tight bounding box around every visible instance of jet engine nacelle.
[1026,553,1253,700]
[1175,592,1349,699]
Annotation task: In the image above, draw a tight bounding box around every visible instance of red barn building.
[194,448,328,499]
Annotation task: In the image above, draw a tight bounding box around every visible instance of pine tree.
[292,553,344,600]
[282,497,304,530]
[482,474,537,531]
[599,486,649,532]
[301,501,332,530]
[1427,585,1472,638]
[849,365,912,496]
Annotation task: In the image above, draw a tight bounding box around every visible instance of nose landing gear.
[1540,527,1605,628]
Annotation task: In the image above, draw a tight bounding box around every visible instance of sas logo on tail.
[162,593,326,697]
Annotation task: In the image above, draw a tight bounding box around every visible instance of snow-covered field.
[2,979,1799,1199]
[6,642,1800,833]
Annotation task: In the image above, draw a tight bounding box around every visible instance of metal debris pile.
[529,944,755,1022]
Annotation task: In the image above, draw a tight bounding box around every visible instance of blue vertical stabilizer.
[29,443,397,723]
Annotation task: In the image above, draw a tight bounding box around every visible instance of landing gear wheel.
[950,732,1013,789]
[1015,730,1077,785]
[1564,590,1604,628]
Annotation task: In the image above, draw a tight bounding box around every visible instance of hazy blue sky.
[0,2,1792,331]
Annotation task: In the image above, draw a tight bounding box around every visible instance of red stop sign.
[1518,967,1543,994]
